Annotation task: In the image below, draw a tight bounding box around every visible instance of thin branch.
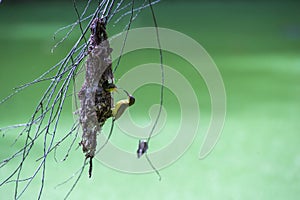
[146,0,164,143]
[146,154,161,181]
[64,158,88,200]
[1,0,163,198]
[114,0,160,24]
[113,0,135,73]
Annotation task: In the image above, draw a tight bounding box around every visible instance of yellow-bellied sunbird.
[103,80,117,92]
[111,91,135,120]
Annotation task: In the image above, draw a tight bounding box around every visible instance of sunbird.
[95,87,135,154]
[102,80,118,92]
[111,89,135,120]
[102,80,135,120]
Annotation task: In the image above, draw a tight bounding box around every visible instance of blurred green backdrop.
[1,0,300,199]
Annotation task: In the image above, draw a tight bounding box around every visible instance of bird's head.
[128,95,135,106]
[103,81,117,92]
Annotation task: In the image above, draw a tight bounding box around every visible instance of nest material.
[78,18,113,166]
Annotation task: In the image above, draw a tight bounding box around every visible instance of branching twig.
[0,0,162,199]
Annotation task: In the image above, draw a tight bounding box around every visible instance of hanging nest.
[78,18,113,177]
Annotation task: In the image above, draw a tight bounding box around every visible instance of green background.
[1,1,300,199]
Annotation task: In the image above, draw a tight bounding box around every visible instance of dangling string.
[96,119,115,154]
[146,154,161,181]
[140,0,164,181]
[146,0,164,143]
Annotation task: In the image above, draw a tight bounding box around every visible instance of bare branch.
[0,0,163,198]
